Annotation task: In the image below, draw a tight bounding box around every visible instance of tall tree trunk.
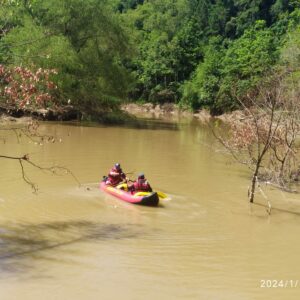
[249,165,260,203]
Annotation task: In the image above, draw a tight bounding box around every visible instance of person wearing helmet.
[105,163,126,186]
[130,173,152,192]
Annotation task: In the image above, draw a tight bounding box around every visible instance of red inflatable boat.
[100,181,159,206]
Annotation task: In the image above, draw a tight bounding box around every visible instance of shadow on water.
[60,117,182,131]
[0,221,139,278]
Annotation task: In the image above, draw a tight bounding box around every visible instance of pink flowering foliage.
[0,64,58,109]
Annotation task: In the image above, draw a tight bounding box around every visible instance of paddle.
[156,191,167,199]
[125,171,135,176]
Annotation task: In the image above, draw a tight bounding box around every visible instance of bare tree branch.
[0,153,81,192]
[213,70,300,204]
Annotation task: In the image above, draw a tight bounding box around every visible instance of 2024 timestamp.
[260,279,299,288]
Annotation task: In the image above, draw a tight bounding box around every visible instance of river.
[0,118,299,300]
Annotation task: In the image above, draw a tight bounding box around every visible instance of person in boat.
[129,173,152,193]
[105,163,127,186]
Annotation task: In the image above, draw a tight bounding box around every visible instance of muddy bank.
[121,103,212,122]
[0,105,81,121]
[0,102,216,124]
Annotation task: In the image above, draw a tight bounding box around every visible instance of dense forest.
[0,0,300,116]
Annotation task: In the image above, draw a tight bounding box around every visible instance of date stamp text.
[260,279,299,288]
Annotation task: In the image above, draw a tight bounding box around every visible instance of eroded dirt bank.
[121,103,212,122]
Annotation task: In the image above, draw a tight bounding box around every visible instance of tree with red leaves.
[0,64,57,109]
[0,65,80,191]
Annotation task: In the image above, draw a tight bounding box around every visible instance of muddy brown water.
[0,119,299,300]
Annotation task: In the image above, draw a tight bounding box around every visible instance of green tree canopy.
[1,0,134,113]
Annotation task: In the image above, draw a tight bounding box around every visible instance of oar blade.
[157,191,167,199]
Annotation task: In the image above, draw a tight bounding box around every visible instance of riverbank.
[0,102,213,124]
[0,102,237,125]
[121,103,212,122]
[0,105,82,121]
